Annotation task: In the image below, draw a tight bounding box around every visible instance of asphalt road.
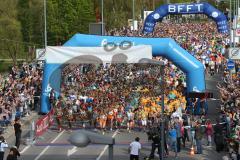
[205,73,223,122]
[18,128,225,160]
[11,73,226,160]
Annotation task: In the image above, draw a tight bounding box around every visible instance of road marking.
[20,145,31,154]
[67,146,78,156]
[34,130,65,160]
[96,130,118,160]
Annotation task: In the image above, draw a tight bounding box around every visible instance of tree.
[0,0,23,65]
[47,0,95,45]
[17,0,45,48]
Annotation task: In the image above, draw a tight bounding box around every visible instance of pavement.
[12,73,228,160]
[2,111,40,159]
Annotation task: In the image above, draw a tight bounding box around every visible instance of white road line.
[96,130,118,160]
[67,146,78,156]
[20,145,31,154]
[34,130,65,160]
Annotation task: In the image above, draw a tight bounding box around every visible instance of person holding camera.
[148,127,162,160]
[14,118,22,149]
[0,136,8,160]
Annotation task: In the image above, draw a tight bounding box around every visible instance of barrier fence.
[35,109,54,137]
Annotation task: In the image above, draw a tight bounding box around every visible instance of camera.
[147,126,161,141]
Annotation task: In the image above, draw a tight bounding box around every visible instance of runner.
[55,103,63,132]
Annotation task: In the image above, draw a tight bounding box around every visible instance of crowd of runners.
[53,62,186,133]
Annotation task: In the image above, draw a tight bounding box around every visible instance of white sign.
[46,46,152,64]
[168,4,203,13]
[229,48,240,60]
[36,49,45,61]
[237,16,240,28]
[144,11,153,20]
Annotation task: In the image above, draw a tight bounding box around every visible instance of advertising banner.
[35,109,54,137]
[236,29,240,37]
[46,46,152,64]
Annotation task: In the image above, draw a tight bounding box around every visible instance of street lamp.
[44,0,47,48]
[68,130,115,160]
[132,0,135,30]
[101,0,104,35]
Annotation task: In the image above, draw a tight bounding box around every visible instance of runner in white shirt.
[129,137,141,160]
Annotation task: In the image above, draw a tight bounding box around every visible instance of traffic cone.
[190,145,195,155]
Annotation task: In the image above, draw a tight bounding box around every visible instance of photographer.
[14,118,22,149]
[0,136,8,160]
[147,126,162,160]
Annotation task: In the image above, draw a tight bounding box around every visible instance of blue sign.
[227,60,235,70]
[143,2,229,34]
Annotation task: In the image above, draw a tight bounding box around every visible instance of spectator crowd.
[0,63,42,132]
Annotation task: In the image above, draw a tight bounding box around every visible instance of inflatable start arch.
[143,2,229,34]
[41,34,205,113]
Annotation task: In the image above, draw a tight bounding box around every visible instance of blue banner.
[143,2,229,34]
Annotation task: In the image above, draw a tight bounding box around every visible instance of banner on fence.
[35,109,54,137]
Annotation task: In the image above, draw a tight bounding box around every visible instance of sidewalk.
[1,111,40,140]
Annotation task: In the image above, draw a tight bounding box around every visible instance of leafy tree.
[17,0,44,48]
[47,0,95,45]
[0,0,23,64]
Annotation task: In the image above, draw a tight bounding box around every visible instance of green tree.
[47,0,95,45]
[17,0,44,48]
[0,0,23,64]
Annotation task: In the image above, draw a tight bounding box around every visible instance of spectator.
[13,118,22,149]
[6,146,20,160]
[129,137,141,160]
[214,120,224,152]
[205,120,213,146]
[169,124,177,158]
[0,136,8,160]
[195,121,204,154]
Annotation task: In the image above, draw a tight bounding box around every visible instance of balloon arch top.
[143,2,229,34]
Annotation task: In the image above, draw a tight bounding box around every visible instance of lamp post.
[132,0,135,30]
[153,0,155,10]
[233,0,236,48]
[69,130,115,160]
[44,0,47,48]
[160,65,165,160]
[101,0,104,35]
